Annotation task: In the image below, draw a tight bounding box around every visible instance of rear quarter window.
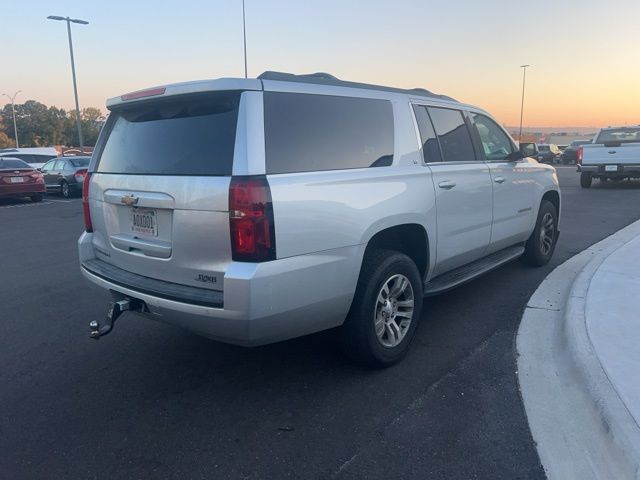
[96,92,241,176]
[264,92,394,174]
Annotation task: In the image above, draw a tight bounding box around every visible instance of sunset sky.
[3,0,639,128]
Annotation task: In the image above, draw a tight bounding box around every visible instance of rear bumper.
[78,232,363,346]
[0,183,46,197]
[579,164,640,175]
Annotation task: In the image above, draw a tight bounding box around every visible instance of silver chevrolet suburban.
[79,71,561,367]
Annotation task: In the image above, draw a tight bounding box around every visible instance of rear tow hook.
[89,298,141,339]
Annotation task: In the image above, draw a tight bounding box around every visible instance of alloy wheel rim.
[374,274,414,348]
[62,183,69,197]
[539,212,555,255]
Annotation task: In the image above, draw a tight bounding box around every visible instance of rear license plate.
[130,207,158,236]
[10,176,24,183]
[605,165,618,172]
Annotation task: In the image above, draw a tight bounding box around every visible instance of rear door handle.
[438,180,456,190]
[494,176,506,184]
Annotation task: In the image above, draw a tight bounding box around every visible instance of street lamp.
[242,0,248,78]
[47,15,89,153]
[2,90,22,148]
[518,64,531,142]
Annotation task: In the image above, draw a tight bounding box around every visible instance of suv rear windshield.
[96,92,241,176]
[264,92,394,174]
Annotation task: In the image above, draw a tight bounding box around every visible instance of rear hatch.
[88,91,243,292]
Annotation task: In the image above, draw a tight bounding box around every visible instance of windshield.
[0,159,31,170]
[70,157,90,167]
[595,127,640,145]
[97,91,240,176]
[538,145,550,151]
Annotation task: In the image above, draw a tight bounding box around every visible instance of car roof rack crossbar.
[258,71,458,102]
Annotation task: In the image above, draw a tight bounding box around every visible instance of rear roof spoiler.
[107,78,262,110]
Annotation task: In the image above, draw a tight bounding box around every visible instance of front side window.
[264,92,394,174]
[427,107,476,162]
[41,160,55,172]
[54,160,67,170]
[470,113,514,161]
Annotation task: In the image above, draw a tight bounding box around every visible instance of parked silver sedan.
[40,156,90,198]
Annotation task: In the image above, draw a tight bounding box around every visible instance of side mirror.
[519,142,537,158]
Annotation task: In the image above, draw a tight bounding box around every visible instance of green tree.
[0,116,16,148]
[0,100,104,147]
[67,107,106,146]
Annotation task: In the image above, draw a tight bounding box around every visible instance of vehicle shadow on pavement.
[0,197,36,207]
[590,179,640,189]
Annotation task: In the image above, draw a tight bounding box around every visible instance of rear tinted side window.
[412,105,442,163]
[427,107,477,162]
[96,92,240,175]
[264,92,394,174]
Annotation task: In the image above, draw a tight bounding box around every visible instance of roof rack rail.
[258,71,458,102]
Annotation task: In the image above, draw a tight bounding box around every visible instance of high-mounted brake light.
[576,146,583,165]
[229,176,276,262]
[121,87,166,101]
[82,172,93,232]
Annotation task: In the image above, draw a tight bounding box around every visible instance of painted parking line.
[45,198,76,203]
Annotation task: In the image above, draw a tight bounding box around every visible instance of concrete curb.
[517,219,640,480]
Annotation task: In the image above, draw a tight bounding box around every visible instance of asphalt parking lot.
[2,168,640,480]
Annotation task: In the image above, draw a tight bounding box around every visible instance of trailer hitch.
[89,298,143,339]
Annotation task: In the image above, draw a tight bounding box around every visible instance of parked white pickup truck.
[578,126,640,188]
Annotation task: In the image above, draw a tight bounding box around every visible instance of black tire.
[580,172,592,188]
[339,250,423,368]
[60,180,71,198]
[521,200,558,267]
[30,193,43,202]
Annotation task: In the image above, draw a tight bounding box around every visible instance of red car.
[0,157,46,202]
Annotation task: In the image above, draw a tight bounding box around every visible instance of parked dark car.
[40,156,90,198]
[536,144,562,164]
[561,140,592,164]
[0,157,46,202]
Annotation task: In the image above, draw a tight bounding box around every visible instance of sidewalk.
[517,219,640,480]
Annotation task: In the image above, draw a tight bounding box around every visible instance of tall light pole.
[47,15,88,153]
[242,0,248,78]
[518,64,531,142]
[2,90,21,148]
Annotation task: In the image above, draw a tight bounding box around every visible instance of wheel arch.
[361,222,431,282]
[541,189,561,230]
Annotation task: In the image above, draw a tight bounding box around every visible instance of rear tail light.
[82,172,93,232]
[576,146,583,165]
[229,176,276,262]
[75,168,88,182]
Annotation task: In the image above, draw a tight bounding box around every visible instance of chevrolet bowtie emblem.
[121,194,139,206]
